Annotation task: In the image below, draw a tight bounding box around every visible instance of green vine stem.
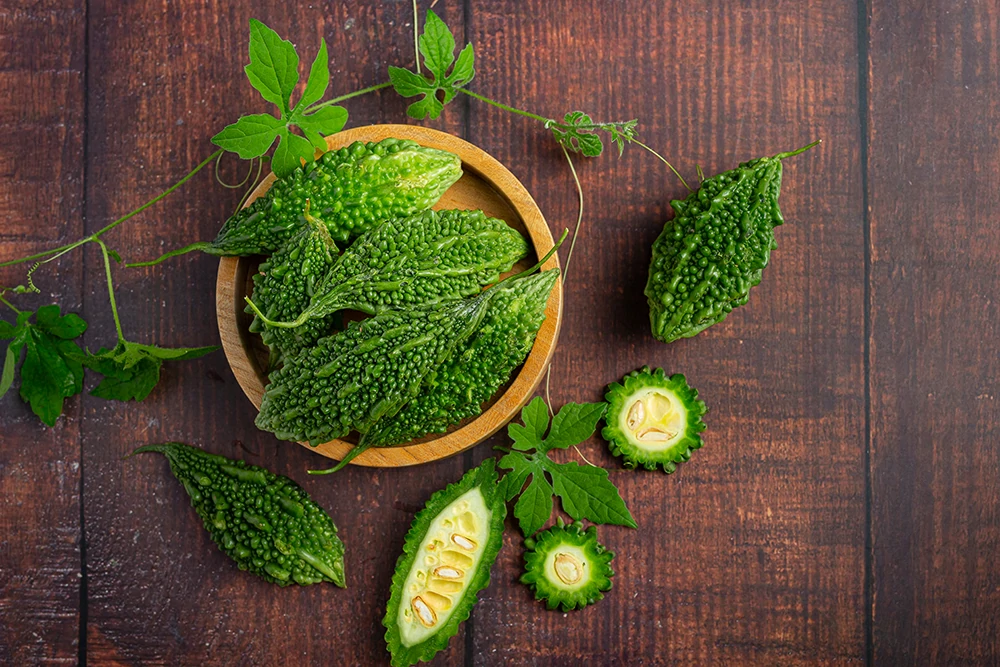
[304,82,392,114]
[95,238,125,342]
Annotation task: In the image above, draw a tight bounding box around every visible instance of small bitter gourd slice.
[601,366,707,473]
[247,209,529,329]
[363,269,558,448]
[255,285,495,446]
[246,205,339,363]
[520,518,614,611]
[384,460,505,667]
[131,442,346,587]
[645,142,818,343]
[211,138,462,255]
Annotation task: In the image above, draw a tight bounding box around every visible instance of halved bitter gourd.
[520,518,614,611]
[601,366,707,473]
[384,460,506,666]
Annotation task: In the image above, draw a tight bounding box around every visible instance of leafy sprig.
[497,397,637,537]
[212,20,349,177]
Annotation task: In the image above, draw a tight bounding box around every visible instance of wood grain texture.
[867,2,1000,664]
[80,1,470,665]
[0,1,84,663]
[464,1,866,664]
[217,124,562,467]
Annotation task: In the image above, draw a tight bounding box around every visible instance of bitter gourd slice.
[601,366,707,473]
[247,209,529,329]
[255,285,495,446]
[384,460,505,667]
[131,442,345,587]
[246,204,339,364]
[362,268,558,448]
[212,138,462,255]
[520,518,614,611]
[645,142,818,343]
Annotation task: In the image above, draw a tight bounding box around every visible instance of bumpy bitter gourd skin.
[209,138,462,255]
[364,269,558,448]
[255,287,495,446]
[246,212,339,363]
[132,442,346,587]
[521,518,614,611]
[602,366,707,473]
[252,209,529,329]
[384,460,506,667]
[646,148,801,343]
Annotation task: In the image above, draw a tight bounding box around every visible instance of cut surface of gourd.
[520,519,614,612]
[601,366,708,473]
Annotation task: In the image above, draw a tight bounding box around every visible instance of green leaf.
[419,10,456,81]
[406,95,445,121]
[83,341,218,402]
[513,473,554,538]
[244,18,300,114]
[388,66,433,98]
[1,342,17,399]
[294,106,348,151]
[271,128,316,178]
[542,402,607,452]
[34,304,87,340]
[497,451,535,501]
[89,356,161,402]
[543,460,637,528]
[19,330,82,426]
[211,114,284,159]
[0,320,17,339]
[297,38,329,111]
[450,43,475,87]
[509,395,549,450]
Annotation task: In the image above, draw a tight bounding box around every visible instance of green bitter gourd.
[363,268,558,448]
[520,518,614,611]
[131,442,346,587]
[255,285,495,446]
[212,138,462,256]
[246,204,339,363]
[601,366,707,473]
[645,142,818,343]
[246,209,529,330]
[384,460,506,667]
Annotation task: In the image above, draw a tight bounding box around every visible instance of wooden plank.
[465,1,867,664]
[0,0,85,664]
[867,1,1000,664]
[80,2,472,664]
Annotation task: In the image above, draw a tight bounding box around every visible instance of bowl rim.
[215,124,563,467]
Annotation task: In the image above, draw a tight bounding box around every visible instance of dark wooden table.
[2,1,998,665]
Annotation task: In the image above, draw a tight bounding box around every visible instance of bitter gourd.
[520,518,614,611]
[601,366,707,473]
[363,269,558,448]
[246,204,339,364]
[384,460,505,667]
[255,285,495,446]
[646,142,818,343]
[247,209,529,329]
[131,442,345,587]
[213,138,462,255]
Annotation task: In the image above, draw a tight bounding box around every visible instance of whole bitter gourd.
[520,518,614,611]
[363,269,558,448]
[384,460,506,667]
[646,142,818,343]
[247,209,529,330]
[131,442,346,587]
[601,366,707,473]
[213,138,462,255]
[246,205,339,364]
[255,285,496,446]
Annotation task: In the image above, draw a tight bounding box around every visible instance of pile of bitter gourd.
[203,136,557,466]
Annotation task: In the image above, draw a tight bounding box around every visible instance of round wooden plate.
[216,124,563,467]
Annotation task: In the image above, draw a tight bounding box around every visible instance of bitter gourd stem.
[628,138,692,192]
[774,139,822,160]
[0,149,223,270]
[95,238,125,342]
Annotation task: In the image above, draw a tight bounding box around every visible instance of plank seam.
[856,0,874,664]
[78,0,91,663]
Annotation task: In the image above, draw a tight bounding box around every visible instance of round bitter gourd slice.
[520,519,614,611]
[601,366,707,473]
[384,460,505,667]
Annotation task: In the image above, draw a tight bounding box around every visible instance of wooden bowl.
[216,124,563,467]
